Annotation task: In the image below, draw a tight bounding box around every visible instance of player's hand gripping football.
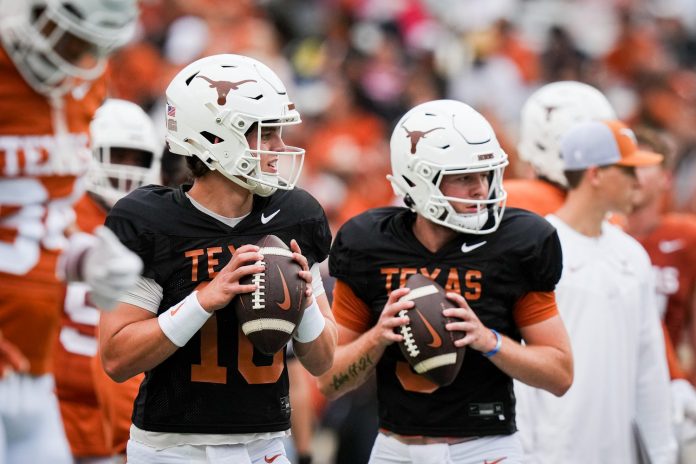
[443,292,498,353]
[370,288,412,347]
[82,226,144,310]
[196,244,266,312]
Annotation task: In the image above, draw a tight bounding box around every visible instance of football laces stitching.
[251,261,266,310]
[399,309,420,357]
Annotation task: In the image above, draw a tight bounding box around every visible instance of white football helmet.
[388,100,509,235]
[0,0,138,98]
[87,99,161,207]
[165,54,304,197]
[518,81,616,187]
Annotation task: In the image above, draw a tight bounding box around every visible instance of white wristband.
[158,291,212,347]
[293,298,325,343]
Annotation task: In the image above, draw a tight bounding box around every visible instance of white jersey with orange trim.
[515,216,676,464]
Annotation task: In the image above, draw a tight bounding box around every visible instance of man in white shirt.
[516,119,677,464]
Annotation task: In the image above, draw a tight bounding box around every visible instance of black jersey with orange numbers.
[106,184,331,434]
[329,206,562,437]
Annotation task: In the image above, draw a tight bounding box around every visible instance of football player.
[318,99,573,464]
[506,80,616,215]
[516,120,677,463]
[624,127,696,462]
[98,54,337,464]
[54,98,160,463]
[0,1,141,463]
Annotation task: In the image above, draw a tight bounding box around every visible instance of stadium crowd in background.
[118,2,696,443]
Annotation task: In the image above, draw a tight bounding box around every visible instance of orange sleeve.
[513,291,559,328]
[332,279,372,333]
[663,323,687,380]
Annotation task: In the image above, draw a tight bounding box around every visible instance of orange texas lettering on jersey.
[380,267,482,301]
[185,245,239,281]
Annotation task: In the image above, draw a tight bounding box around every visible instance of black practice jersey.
[106,185,331,434]
[329,207,562,437]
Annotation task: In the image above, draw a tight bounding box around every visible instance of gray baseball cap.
[560,120,663,170]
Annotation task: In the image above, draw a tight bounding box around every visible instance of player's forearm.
[100,317,178,382]
[317,327,384,400]
[294,294,337,375]
[490,337,573,397]
[295,318,337,376]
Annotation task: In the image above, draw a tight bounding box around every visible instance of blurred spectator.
[304,76,391,230]
[541,25,589,82]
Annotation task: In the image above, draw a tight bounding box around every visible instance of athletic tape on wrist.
[293,298,325,343]
[158,291,212,347]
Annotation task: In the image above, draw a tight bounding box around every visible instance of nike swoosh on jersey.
[277,265,291,310]
[415,309,442,348]
[261,209,281,224]
[484,458,507,464]
[461,241,487,253]
[658,239,684,254]
[265,454,282,463]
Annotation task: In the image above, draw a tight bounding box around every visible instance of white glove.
[60,226,143,310]
[671,379,696,423]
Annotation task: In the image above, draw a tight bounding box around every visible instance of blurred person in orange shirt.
[623,126,696,405]
[0,1,142,462]
[54,99,161,463]
[304,77,391,229]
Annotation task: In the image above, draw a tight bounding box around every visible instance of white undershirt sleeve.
[119,276,163,314]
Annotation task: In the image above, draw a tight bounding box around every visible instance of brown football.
[233,235,306,355]
[397,274,465,386]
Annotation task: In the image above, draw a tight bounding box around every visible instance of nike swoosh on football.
[277,265,291,310]
[461,241,487,253]
[415,309,442,348]
[265,454,283,463]
[658,239,684,254]
[261,209,281,224]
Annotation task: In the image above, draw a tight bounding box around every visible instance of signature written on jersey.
[381,267,482,300]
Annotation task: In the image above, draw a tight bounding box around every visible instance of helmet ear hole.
[200,131,224,144]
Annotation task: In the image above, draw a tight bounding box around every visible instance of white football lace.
[399,309,419,357]
[251,260,266,310]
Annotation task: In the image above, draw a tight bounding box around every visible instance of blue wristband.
[483,329,502,358]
